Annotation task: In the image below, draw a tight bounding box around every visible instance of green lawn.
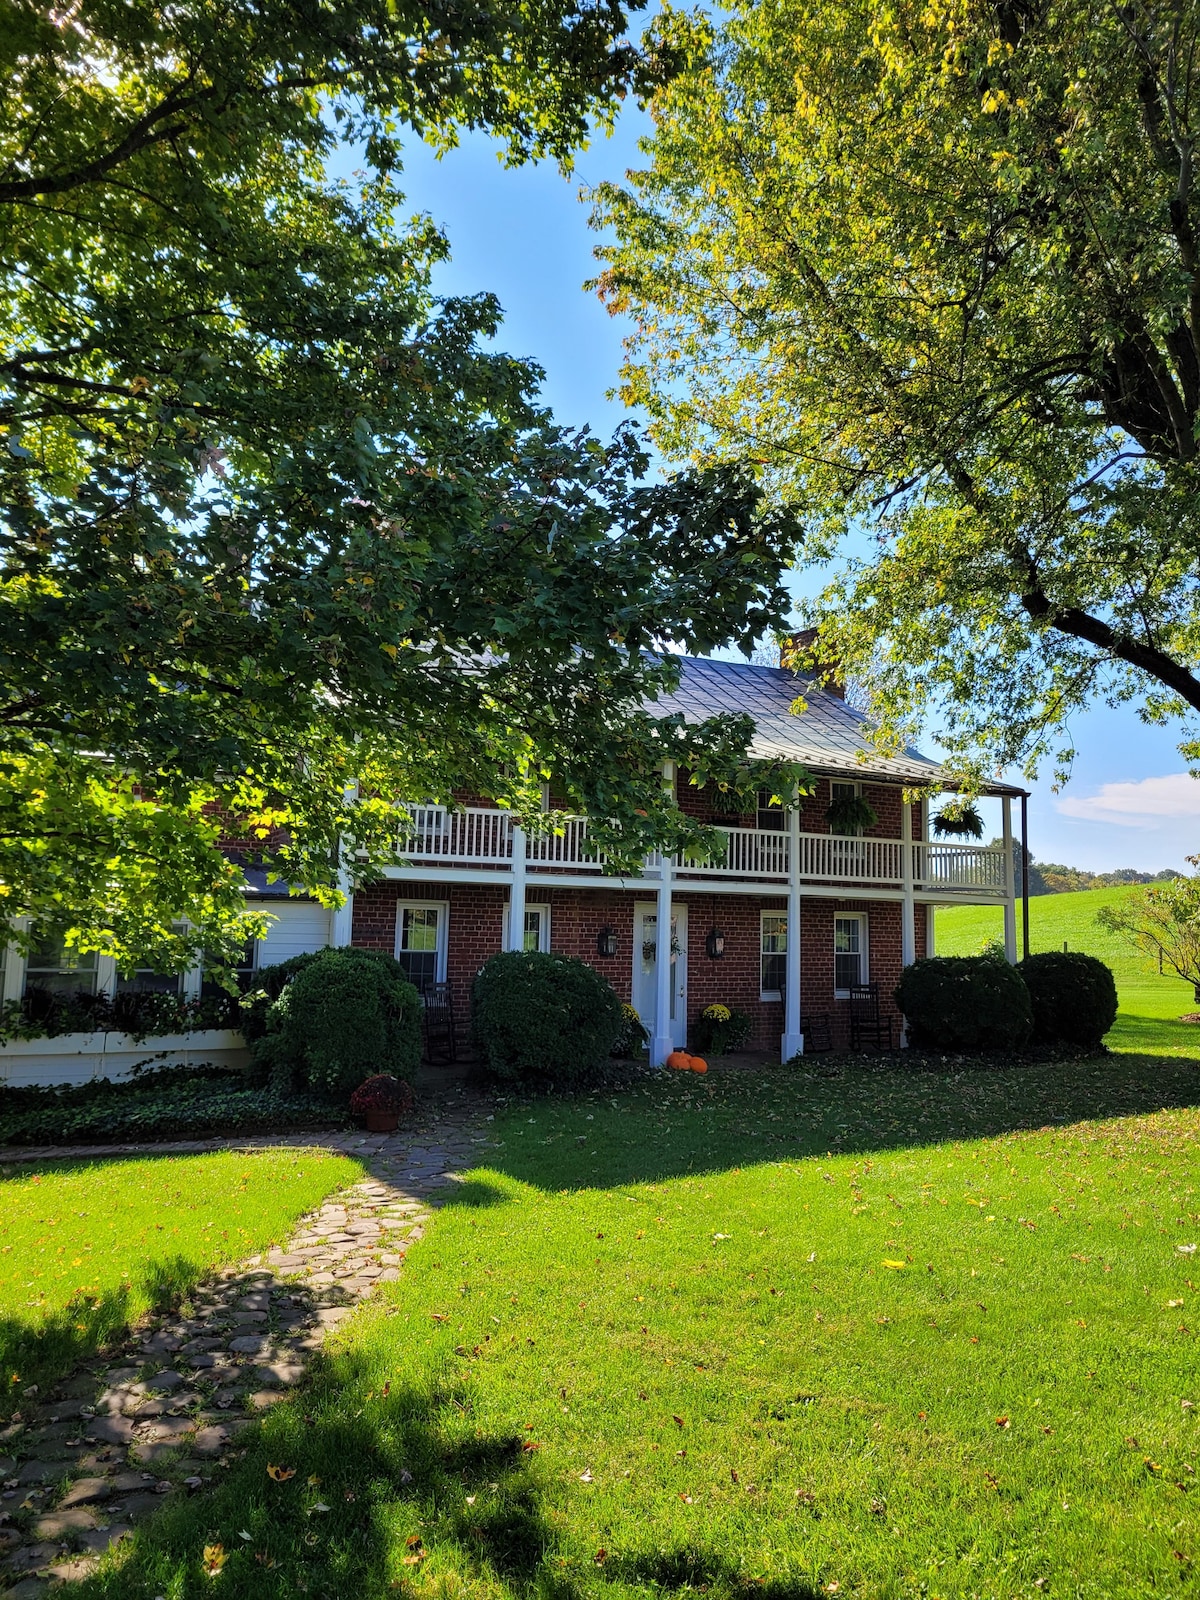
[937,886,1199,1056]
[0,1148,362,1409]
[80,1062,1200,1600]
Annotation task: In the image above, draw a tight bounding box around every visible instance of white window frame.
[756,787,786,832]
[394,900,449,987]
[760,910,787,1001]
[523,903,551,954]
[834,912,869,998]
[20,929,112,1000]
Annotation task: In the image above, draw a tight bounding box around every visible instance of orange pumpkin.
[689,1056,709,1074]
[665,1050,692,1071]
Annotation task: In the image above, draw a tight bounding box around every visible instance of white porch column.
[1001,795,1018,963]
[925,903,937,957]
[331,857,354,947]
[507,822,528,953]
[651,761,676,1068]
[781,802,803,1061]
[900,796,916,968]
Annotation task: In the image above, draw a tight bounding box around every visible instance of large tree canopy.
[593,0,1200,787]
[0,0,803,974]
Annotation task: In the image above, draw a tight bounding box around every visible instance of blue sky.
[385,115,1197,876]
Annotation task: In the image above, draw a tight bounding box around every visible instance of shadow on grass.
[69,1342,821,1600]
[474,1053,1200,1192]
[0,1251,209,1419]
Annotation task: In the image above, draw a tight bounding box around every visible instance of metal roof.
[651,656,1025,796]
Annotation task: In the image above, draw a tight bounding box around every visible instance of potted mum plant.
[349,1073,415,1133]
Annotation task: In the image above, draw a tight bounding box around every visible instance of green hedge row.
[896,950,1117,1053]
[0,1073,344,1146]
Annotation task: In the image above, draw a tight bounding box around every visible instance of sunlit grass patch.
[0,1147,363,1406]
[81,1066,1200,1599]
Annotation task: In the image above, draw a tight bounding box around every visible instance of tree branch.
[1020,585,1200,711]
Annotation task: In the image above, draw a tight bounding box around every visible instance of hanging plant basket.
[825,793,877,833]
[931,802,985,839]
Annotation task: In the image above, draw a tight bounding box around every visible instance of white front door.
[633,903,688,1049]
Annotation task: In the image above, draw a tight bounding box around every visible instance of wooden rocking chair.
[421,981,458,1064]
[848,983,895,1051]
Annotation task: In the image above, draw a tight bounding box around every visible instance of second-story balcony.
[397,806,1011,898]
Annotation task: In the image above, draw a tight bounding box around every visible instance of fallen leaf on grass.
[522,1440,541,1452]
[594,1549,608,1564]
[995,1416,1011,1429]
[237,1531,251,1542]
[579,1469,593,1483]
[679,1493,693,1504]
[882,1259,906,1270]
[672,1414,685,1428]
[267,1465,296,1481]
[202,1543,226,1578]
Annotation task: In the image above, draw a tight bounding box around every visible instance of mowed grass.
[82,1063,1200,1600]
[0,1148,363,1408]
[938,886,1200,1057]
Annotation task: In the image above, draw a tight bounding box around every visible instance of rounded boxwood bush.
[1017,951,1117,1049]
[471,950,623,1085]
[895,955,1033,1052]
[253,948,421,1096]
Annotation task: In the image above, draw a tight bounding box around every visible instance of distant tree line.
[990,842,1182,897]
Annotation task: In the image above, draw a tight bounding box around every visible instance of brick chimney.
[783,627,844,700]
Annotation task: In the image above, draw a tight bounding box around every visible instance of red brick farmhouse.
[353,655,1028,1063]
[0,655,1028,1085]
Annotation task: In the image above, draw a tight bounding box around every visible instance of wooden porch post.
[1001,795,1018,963]
[781,802,803,1061]
[651,761,676,1068]
[506,822,528,953]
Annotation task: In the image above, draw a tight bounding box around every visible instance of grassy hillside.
[937,885,1199,1057]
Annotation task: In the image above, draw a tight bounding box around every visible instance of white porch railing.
[397,807,1010,896]
[914,840,1009,894]
[398,805,513,864]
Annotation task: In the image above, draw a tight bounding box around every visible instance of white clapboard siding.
[257,900,333,965]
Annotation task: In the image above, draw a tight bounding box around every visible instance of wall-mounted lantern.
[596,926,619,958]
[706,926,726,959]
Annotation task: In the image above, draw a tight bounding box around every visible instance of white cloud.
[1056,772,1200,827]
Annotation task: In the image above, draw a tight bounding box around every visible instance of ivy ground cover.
[0,1148,363,1408]
[81,1061,1200,1600]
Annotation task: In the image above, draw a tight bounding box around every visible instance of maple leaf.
[202,1542,226,1578]
[672,1414,685,1428]
[267,1465,296,1481]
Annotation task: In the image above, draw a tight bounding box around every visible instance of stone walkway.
[0,1110,492,1594]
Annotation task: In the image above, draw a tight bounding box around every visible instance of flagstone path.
[0,1109,493,1594]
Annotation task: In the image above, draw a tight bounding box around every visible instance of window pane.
[523,910,542,952]
[835,917,863,990]
[24,933,98,997]
[200,935,257,998]
[397,907,442,992]
[761,913,787,993]
[757,789,786,831]
[401,908,439,953]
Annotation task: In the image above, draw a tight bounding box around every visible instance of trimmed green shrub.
[895,955,1033,1052]
[1018,951,1118,1049]
[253,948,421,1096]
[471,950,623,1085]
